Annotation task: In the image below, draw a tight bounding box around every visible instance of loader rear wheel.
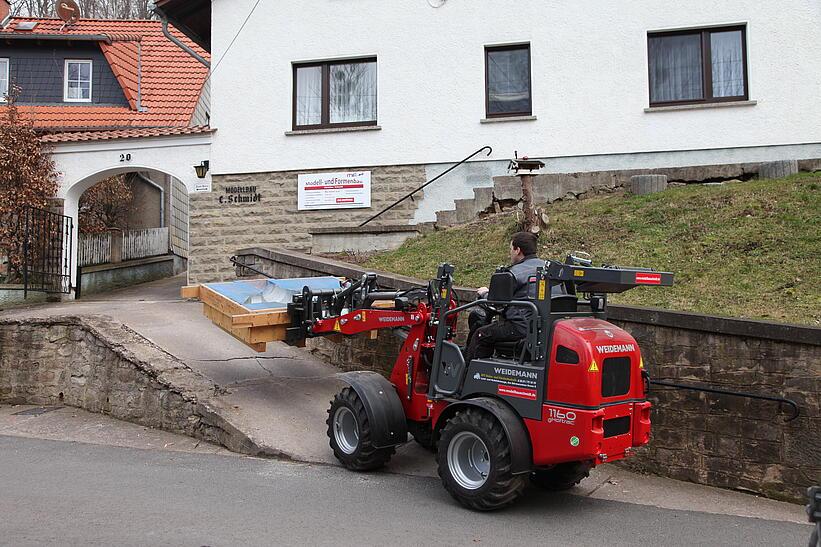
[437,408,526,511]
[326,387,394,471]
[531,461,592,491]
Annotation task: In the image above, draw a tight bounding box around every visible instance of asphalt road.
[0,436,811,547]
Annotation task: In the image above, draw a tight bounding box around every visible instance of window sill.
[285,125,381,136]
[480,115,537,124]
[644,100,757,113]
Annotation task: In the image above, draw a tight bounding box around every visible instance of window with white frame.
[64,59,92,102]
[0,59,9,103]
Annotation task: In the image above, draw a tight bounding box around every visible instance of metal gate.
[19,206,74,297]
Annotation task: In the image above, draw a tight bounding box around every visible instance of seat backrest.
[551,294,578,313]
[488,270,516,302]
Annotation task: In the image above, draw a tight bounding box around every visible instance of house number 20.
[119,153,132,162]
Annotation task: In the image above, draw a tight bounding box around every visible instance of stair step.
[436,209,458,226]
[453,199,476,223]
[473,186,494,212]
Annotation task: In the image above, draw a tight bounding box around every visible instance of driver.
[464,232,545,362]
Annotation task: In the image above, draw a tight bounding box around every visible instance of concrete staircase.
[431,170,621,228]
[427,158,782,229]
[435,186,495,227]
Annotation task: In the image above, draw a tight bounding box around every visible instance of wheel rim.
[447,431,490,490]
[333,406,359,455]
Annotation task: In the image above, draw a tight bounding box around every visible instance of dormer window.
[64,59,92,102]
[0,59,8,103]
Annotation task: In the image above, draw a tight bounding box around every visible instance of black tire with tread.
[326,387,394,471]
[437,408,527,511]
[530,461,592,491]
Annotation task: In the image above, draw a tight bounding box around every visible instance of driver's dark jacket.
[502,254,561,336]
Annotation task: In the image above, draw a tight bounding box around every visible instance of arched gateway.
[46,126,212,293]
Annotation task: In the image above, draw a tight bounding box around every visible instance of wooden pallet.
[181,284,295,352]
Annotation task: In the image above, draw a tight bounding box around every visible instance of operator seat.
[493,293,579,361]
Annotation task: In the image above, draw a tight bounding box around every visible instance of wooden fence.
[79,227,169,266]
[78,232,112,267]
[122,227,169,261]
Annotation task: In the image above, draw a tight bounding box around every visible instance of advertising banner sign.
[297,171,371,210]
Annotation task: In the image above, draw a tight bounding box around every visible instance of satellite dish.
[56,0,80,24]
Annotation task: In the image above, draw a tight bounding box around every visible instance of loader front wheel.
[437,408,526,511]
[326,387,394,471]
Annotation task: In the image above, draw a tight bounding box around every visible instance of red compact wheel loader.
[284,256,673,510]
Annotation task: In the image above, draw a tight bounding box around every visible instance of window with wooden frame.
[64,59,92,102]
[0,58,8,102]
[647,25,748,106]
[293,58,377,130]
[485,44,532,117]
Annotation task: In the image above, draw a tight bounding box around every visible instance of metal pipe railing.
[359,145,492,227]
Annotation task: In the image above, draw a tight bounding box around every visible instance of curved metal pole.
[649,379,800,422]
[359,145,492,227]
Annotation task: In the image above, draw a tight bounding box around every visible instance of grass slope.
[364,174,820,325]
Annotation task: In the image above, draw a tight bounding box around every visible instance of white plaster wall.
[49,133,211,288]
[210,0,821,176]
[51,134,211,200]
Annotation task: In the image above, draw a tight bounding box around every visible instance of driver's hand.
[477,286,489,298]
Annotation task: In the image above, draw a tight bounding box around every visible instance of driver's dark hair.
[511,232,538,256]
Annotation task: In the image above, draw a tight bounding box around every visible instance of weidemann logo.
[595,344,635,354]
[493,367,538,380]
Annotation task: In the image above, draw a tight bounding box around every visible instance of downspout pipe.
[157,12,210,68]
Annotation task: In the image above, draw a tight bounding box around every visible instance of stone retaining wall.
[188,164,427,283]
[607,311,819,503]
[0,316,269,455]
[235,247,821,502]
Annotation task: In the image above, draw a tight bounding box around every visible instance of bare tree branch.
[12,0,156,19]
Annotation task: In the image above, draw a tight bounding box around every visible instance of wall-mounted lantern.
[194,160,210,179]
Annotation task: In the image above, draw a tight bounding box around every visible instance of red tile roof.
[101,39,141,109]
[40,125,212,143]
[0,17,210,130]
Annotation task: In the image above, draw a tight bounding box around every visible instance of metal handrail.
[648,378,800,422]
[359,145,492,227]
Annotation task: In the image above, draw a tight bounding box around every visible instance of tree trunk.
[519,174,539,233]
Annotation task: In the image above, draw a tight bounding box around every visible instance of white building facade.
[186,0,821,281]
[211,0,820,171]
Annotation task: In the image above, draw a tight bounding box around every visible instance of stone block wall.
[188,164,426,283]
[0,316,267,454]
[235,247,821,502]
[307,331,405,376]
[609,313,820,503]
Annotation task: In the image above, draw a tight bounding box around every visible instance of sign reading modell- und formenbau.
[297,171,371,210]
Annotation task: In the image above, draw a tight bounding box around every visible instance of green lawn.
[362,174,820,325]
